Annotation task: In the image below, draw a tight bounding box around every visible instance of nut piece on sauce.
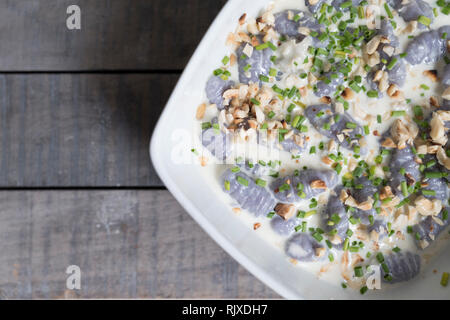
[274,203,296,220]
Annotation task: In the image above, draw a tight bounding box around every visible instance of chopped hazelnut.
[423,70,438,82]
[196,103,206,120]
[274,203,296,220]
[310,179,327,189]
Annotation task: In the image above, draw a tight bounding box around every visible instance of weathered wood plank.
[0,0,227,71]
[0,190,279,299]
[0,73,182,187]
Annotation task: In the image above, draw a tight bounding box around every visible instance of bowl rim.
[150,0,450,300]
[149,0,301,299]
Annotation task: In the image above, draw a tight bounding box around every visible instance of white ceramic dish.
[150,0,450,299]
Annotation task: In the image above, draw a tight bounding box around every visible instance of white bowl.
[150,0,450,299]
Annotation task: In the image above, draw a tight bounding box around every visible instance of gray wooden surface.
[0,190,278,299]
[0,74,176,187]
[0,0,226,71]
[0,0,279,299]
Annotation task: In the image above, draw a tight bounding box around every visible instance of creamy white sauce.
[194,0,450,290]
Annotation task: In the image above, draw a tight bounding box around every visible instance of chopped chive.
[425,172,447,179]
[259,75,269,82]
[341,1,352,9]
[346,122,357,129]
[213,68,223,76]
[376,252,384,263]
[391,110,406,117]
[267,41,277,51]
[417,15,431,26]
[364,125,370,135]
[354,266,364,277]
[255,178,266,187]
[441,272,449,287]
[236,176,248,186]
[387,58,398,70]
[255,43,269,50]
[401,181,408,197]
[312,232,323,242]
[343,238,350,251]
[287,103,296,113]
[222,55,230,65]
[358,6,364,19]
[231,166,240,173]
[367,90,379,98]
[384,3,393,19]
[302,210,316,219]
[250,98,260,106]
[422,189,436,196]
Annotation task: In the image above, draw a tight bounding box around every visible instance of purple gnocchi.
[236,41,273,85]
[442,63,450,87]
[413,208,449,249]
[314,72,345,98]
[278,131,309,155]
[387,56,407,87]
[381,252,421,283]
[306,0,327,13]
[271,216,302,236]
[274,10,322,39]
[332,0,363,11]
[377,20,400,62]
[201,127,232,160]
[305,104,367,153]
[238,161,277,177]
[352,207,376,226]
[205,76,234,110]
[323,187,349,246]
[405,30,447,65]
[271,169,338,203]
[367,219,388,239]
[388,146,421,199]
[379,19,400,48]
[421,174,448,201]
[366,57,407,97]
[397,0,434,29]
[352,176,379,204]
[285,233,327,262]
[221,169,276,217]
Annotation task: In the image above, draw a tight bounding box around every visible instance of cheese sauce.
[193,0,450,291]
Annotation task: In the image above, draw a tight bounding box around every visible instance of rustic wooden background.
[0,0,279,299]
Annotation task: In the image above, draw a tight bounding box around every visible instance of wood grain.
[0,0,227,71]
[0,73,180,187]
[0,190,279,299]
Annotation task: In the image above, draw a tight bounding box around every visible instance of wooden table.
[0,0,279,299]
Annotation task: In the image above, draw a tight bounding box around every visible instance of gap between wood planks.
[0,70,183,74]
[0,186,168,190]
